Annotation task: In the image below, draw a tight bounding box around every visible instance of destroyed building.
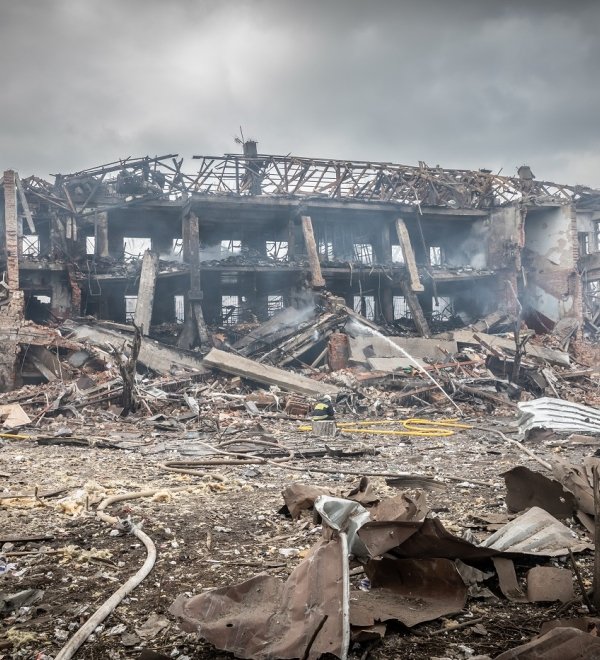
[1,143,600,390]
[4,145,600,660]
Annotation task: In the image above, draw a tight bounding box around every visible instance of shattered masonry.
[1,147,600,387]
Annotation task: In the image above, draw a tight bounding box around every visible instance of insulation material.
[0,403,31,428]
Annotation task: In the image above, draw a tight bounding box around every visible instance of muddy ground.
[0,411,594,659]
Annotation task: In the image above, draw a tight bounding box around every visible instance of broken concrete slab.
[202,348,339,397]
[64,322,208,376]
[453,330,571,367]
[367,357,426,372]
[349,335,456,360]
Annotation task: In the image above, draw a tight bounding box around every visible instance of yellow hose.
[298,418,471,437]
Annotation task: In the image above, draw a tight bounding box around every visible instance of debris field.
[2,148,600,659]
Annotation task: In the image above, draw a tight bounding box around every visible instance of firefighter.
[311,395,335,421]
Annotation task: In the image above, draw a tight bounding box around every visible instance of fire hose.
[54,476,224,659]
[298,417,472,436]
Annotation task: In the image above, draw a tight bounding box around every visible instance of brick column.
[3,170,19,288]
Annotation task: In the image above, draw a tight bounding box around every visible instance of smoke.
[446,221,489,269]
[159,249,183,263]
[265,290,318,334]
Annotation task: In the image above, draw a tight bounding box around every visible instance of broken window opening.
[221,295,240,325]
[124,237,151,260]
[353,243,373,265]
[266,241,288,261]
[21,235,40,257]
[318,240,334,260]
[221,240,242,255]
[595,221,600,252]
[353,295,375,320]
[174,295,185,323]
[429,246,442,266]
[172,238,183,256]
[124,295,138,322]
[267,295,284,317]
[391,244,405,263]
[86,236,96,256]
[432,296,454,321]
[393,295,412,319]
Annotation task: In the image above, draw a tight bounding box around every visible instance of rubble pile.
[1,296,600,660]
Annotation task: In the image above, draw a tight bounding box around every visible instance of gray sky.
[1,0,599,186]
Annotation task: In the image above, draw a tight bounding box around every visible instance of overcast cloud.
[1,0,599,186]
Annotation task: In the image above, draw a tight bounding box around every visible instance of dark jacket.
[311,401,335,421]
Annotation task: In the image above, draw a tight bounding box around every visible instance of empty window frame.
[172,238,183,256]
[429,246,442,266]
[124,237,151,259]
[174,295,185,323]
[391,245,405,263]
[595,221,600,252]
[353,295,375,320]
[267,295,284,317]
[353,243,373,265]
[586,279,600,305]
[266,241,288,261]
[578,233,589,256]
[221,240,242,255]
[124,295,138,322]
[86,236,96,256]
[221,295,239,325]
[21,235,40,257]
[318,239,334,260]
[393,296,411,319]
[432,296,454,320]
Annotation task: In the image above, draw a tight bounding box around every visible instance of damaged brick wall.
[0,290,24,391]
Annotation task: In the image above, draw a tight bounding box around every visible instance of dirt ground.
[0,410,594,659]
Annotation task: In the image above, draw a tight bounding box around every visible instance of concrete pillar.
[381,282,394,323]
[182,211,191,262]
[50,274,71,319]
[134,250,159,334]
[395,218,424,292]
[301,215,325,288]
[287,216,297,261]
[375,220,393,265]
[96,212,110,257]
